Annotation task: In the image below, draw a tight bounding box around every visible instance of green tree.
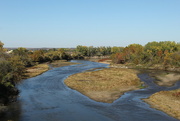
[31,50,45,62]
[0,41,4,50]
[13,47,33,67]
[76,45,88,56]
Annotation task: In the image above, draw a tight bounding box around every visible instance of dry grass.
[50,60,80,67]
[144,89,180,120]
[64,68,142,103]
[24,61,79,79]
[23,64,49,78]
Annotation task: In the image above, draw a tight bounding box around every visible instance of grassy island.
[64,68,142,103]
[144,89,180,120]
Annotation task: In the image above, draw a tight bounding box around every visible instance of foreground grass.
[144,89,180,120]
[64,68,142,103]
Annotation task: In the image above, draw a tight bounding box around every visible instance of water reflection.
[0,101,21,121]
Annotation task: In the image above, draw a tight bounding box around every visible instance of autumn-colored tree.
[123,44,144,64]
[144,41,179,65]
[111,41,179,66]
[170,51,180,66]
[111,52,126,64]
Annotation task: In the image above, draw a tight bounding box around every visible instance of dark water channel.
[1,60,180,121]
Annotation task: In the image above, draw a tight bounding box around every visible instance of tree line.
[0,40,179,104]
[1,41,180,87]
[1,45,76,83]
[75,45,124,57]
[111,41,180,67]
[75,41,180,68]
[0,41,74,104]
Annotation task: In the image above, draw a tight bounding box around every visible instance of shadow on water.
[0,60,180,121]
[0,101,21,121]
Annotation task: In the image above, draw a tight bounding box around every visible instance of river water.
[1,60,180,121]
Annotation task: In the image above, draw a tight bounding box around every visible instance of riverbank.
[109,63,180,72]
[0,84,18,117]
[144,89,180,120]
[23,63,49,79]
[64,68,142,103]
[0,60,78,116]
[49,60,80,68]
[89,59,180,119]
[141,70,180,120]
[23,60,79,79]
[95,59,180,87]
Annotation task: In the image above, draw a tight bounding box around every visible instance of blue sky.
[0,0,180,48]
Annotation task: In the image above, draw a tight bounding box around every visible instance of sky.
[0,0,180,48]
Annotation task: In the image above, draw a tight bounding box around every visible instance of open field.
[64,68,142,103]
[144,89,180,120]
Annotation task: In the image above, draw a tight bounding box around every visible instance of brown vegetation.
[50,60,80,68]
[24,60,79,79]
[144,89,180,120]
[98,58,112,64]
[23,64,49,79]
[64,68,142,103]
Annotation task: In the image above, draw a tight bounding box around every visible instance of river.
[1,60,180,121]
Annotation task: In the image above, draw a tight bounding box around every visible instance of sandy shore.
[152,73,180,86]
